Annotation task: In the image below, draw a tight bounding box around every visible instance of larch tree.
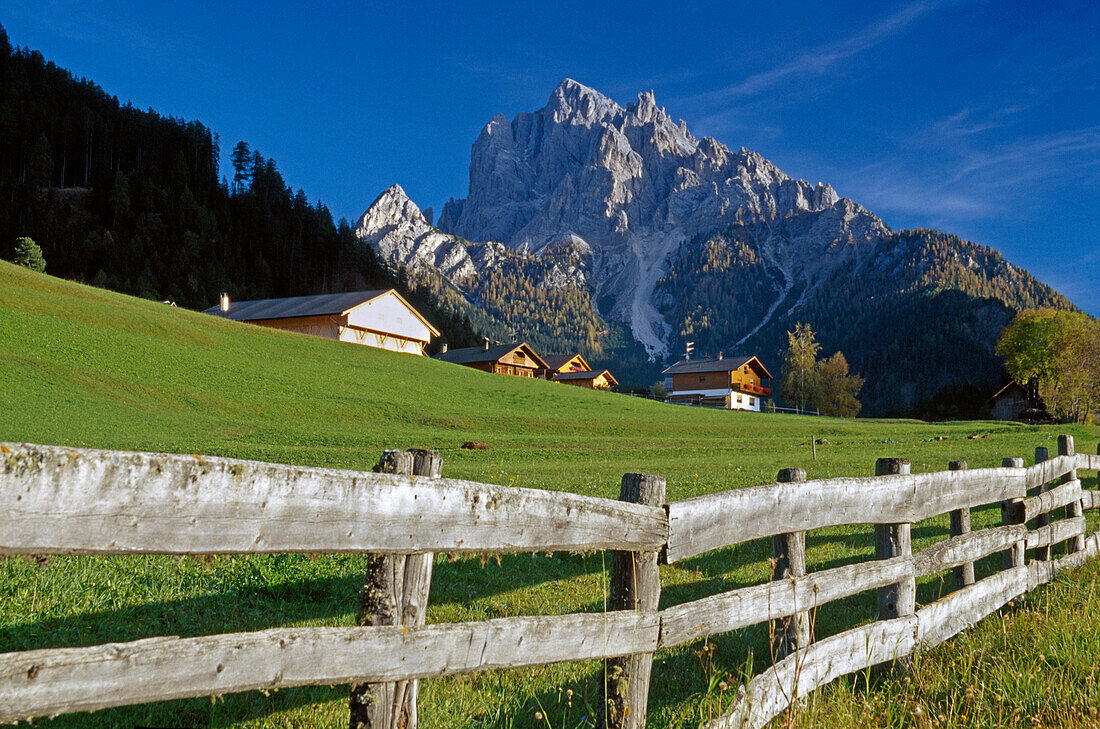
[781,322,822,413]
[817,352,863,418]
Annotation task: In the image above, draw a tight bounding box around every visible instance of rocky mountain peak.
[357,184,427,232]
[378,80,891,356]
[356,184,480,283]
[548,78,621,125]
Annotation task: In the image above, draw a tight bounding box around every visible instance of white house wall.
[346,292,432,344]
[670,388,762,412]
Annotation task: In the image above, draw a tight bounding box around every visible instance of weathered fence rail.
[0,436,1098,728]
[0,444,666,555]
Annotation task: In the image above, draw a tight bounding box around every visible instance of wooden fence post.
[948,461,975,589]
[1001,457,1026,571]
[350,449,441,729]
[602,473,665,729]
[772,467,810,659]
[1033,447,1052,562]
[874,458,915,673]
[1060,435,1085,554]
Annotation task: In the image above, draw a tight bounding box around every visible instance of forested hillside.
[657,228,1075,416]
[0,23,481,350]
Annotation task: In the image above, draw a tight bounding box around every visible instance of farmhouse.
[538,353,592,380]
[204,289,439,356]
[662,355,772,411]
[434,340,549,378]
[553,369,619,390]
[536,353,620,390]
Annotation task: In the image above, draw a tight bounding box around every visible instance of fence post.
[1000,457,1026,571]
[1033,447,1052,562]
[948,461,975,589]
[602,473,665,729]
[874,457,915,673]
[772,467,810,659]
[350,449,441,729]
[1060,435,1085,554]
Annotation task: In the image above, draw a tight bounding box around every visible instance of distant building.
[204,289,439,356]
[434,341,549,378]
[989,381,1033,421]
[538,353,592,380]
[552,369,618,390]
[662,356,772,411]
[536,353,619,390]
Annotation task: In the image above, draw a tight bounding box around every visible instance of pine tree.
[230,141,251,194]
[11,236,45,272]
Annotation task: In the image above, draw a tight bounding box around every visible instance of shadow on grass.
[7,504,1081,729]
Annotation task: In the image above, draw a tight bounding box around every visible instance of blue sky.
[4,0,1099,313]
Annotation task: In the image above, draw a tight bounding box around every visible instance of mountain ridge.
[355,78,1074,415]
[431,78,889,356]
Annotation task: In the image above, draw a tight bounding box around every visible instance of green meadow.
[1,259,1097,728]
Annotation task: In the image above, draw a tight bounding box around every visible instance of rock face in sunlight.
[356,184,510,284]
[354,80,1072,415]
[362,79,888,357]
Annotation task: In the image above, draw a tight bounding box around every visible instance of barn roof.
[542,353,591,372]
[990,380,1028,402]
[553,369,618,385]
[204,289,440,335]
[204,290,390,322]
[662,356,772,379]
[435,342,549,369]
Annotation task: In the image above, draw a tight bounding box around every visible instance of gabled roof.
[204,289,440,336]
[435,342,550,370]
[662,356,772,379]
[553,369,618,385]
[990,381,1028,402]
[542,353,591,372]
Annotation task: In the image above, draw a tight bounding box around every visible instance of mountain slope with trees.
[658,228,1074,415]
[358,79,1079,413]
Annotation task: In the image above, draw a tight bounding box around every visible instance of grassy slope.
[0,260,1097,728]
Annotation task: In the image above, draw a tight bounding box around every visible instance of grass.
[0,259,1098,728]
[787,556,1100,728]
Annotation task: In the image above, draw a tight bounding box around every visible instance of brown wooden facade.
[552,369,619,390]
[662,356,773,411]
[538,353,592,380]
[434,342,549,378]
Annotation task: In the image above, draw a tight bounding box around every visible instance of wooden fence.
[0,436,1098,728]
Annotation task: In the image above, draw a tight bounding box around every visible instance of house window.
[699,375,706,383]
[737,395,743,403]
[750,397,755,406]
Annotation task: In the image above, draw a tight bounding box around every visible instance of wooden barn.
[538,354,592,380]
[989,381,1037,421]
[434,341,549,378]
[204,289,439,356]
[537,353,618,390]
[552,369,619,390]
[662,355,772,411]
